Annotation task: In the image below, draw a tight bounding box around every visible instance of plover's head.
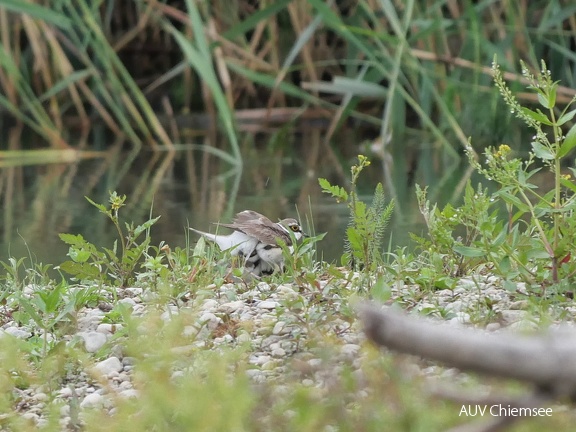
[280,218,306,240]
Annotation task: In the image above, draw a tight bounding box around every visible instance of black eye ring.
[291,225,299,231]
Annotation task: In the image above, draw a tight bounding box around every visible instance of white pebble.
[119,298,136,307]
[3,327,32,339]
[251,355,272,365]
[96,323,116,334]
[258,300,279,309]
[79,332,107,353]
[199,312,222,330]
[271,348,286,357]
[32,392,48,402]
[119,389,139,399]
[236,332,251,344]
[341,344,361,356]
[485,322,501,332]
[124,287,143,297]
[272,321,287,335]
[219,300,245,312]
[80,393,105,409]
[93,356,123,376]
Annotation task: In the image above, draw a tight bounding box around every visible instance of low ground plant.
[413,59,576,294]
[320,155,395,279]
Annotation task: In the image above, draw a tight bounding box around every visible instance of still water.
[0,129,473,268]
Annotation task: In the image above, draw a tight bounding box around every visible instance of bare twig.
[358,303,576,398]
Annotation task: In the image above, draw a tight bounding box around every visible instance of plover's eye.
[290,224,300,232]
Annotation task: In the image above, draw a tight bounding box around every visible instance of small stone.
[58,387,73,398]
[450,312,471,325]
[32,392,48,402]
[122,356,137,366]
[276,285,299,299]
[171,370,184,380]
[509,320,538,331]
[485,322,501,332]
[96,323,116,334]
[261,360,278,370]
[272,321,288,335]
[119,389,139,399]
[500,310,528,325]
[199,312,222,330]
[445,300,464,313]
[257,282,271,292]
[236,332,251,344]
[183,326,198,337]
[307,358,322,368]
[93,357,123,376]
[509,300,529,310]
[219,300,245,313]
[201,299,219,310]
[160,306,179,321]
[271,348,286,357]
[124,287,143,297]
[457,278,477,290]
[80,393,105,409]
[79,332,107,353]
[258,300,279,309]
[22,412,39,422]
[119,298,136,307]
[119,381,133,390]
[251,355,272,365]
[341,344,361,357]
[3,327,32,339]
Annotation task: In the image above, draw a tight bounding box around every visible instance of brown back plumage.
[217,210,300,246]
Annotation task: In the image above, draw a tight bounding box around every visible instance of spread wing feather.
[217,210,292,245]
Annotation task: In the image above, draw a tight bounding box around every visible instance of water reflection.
[0,127,472,267]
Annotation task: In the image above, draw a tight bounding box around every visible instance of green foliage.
[277,231,327,286]
[320,155,395,274]
[59,192,160,287]
[414,59,576,290]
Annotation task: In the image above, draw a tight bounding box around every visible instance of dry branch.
[358,303,576,399]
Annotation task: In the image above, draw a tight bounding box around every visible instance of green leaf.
[59,233,87,246]
[537,91,553,109]
[453,245,485,257]
[222,0,292,39]
[548,82,558,108]
[134,216,161,237]
[557,108,576,126]
[560,123,576,157]
[59,261,101,278]
[318,178,348,201]
[531,141,555,160]
[370,278,391,302]
[560,176,576,193]
[193,236,206,257]
[494,190,530,212]
[85,196,108,213]
[346,227,364,254]
[68,247,91,263]
[503,280,518,292]
[0,0,71,29]
[521,107,552,125]
[434,277,456,290]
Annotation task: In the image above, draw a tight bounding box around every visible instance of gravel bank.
[2,273,572,428]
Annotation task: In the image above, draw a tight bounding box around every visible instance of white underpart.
[191,222,301,276]
[190,228,259,257]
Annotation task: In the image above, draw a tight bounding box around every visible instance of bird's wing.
[217,210,291,245]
